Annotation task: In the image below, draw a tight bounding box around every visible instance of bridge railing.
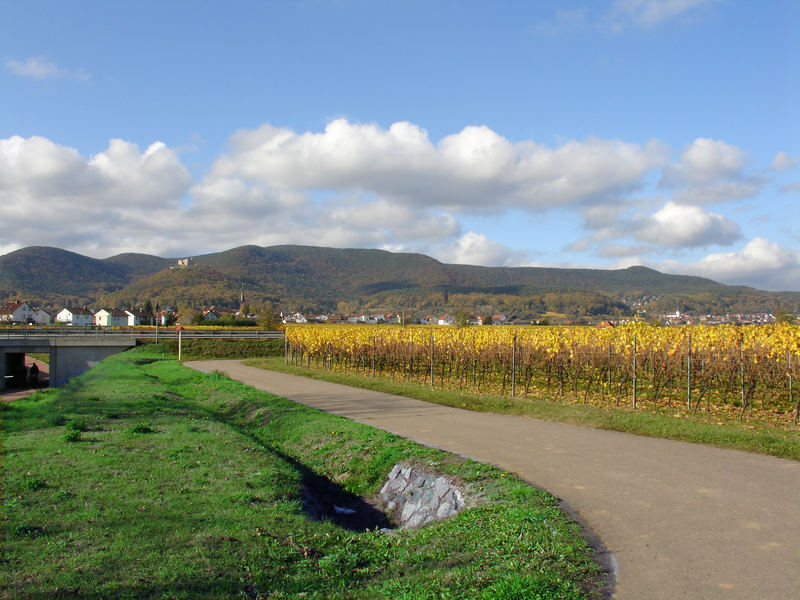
[0,328,284,340]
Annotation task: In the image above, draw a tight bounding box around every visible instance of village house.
[124,309,154,326]
[283,312,308,324]
[201,307,221,321]
[35,308,52,325]
[0,301,37,324]
[94,308,129,327]
[55,307,94,326]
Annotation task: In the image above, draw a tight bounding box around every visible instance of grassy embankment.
[247,356,800,461]
[1,345,602,599]
[156,337,284,361]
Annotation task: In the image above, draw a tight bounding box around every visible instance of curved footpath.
[185,360,800,599]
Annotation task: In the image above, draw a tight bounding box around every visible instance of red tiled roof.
[62,307,94,316]
[0,301,27,314]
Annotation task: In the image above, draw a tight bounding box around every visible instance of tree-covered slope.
[2,244,798,316]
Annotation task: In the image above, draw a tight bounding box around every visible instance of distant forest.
[1,245,798,320]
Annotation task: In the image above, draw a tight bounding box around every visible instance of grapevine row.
[286,323,800,426]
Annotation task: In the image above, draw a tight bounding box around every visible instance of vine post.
[511,334,517,397]
[740,333,745,416]
[371,335,375,377]
[687,333,692,410]
[632,336,637,409]
[790,351,797,426]
[430,333,435,387]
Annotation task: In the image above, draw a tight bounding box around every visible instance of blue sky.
[1,0,798,290]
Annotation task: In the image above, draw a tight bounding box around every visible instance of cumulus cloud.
[196,119,668,213]
[663,138,747,186]
[634,201,741,247]
[574,198,742,256]
[1,125,794,294]
[659,138,761,205]
[0,135,191,254]
[672,180,760,205]
[654,238,800,291]
[5,56,89,81]
[771,152,798,172]
[609,0,716,29]
[431,232,528,267]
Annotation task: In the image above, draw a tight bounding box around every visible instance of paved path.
[186,360,800,600]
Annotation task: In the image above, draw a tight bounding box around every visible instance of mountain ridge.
[1,244,797,318]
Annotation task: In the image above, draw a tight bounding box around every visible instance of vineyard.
[286,323,800,427]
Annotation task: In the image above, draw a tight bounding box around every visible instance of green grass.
[154,338,284,361]
[1,347,602,599]
[246,357,800,461]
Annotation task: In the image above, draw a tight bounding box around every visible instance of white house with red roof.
[0,301,36,324]
[94,308,129,327]
[124,309,154,326]
[55,307,94,326]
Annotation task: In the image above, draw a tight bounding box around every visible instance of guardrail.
[0,328,284,340]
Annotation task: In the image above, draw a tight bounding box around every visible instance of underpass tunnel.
[3,352,27,388]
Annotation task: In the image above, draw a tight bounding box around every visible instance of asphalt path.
[185,360,800,599]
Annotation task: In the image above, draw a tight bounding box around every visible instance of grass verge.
[1,346,602,599]
[153,338,284,361]
[245,357,800,461]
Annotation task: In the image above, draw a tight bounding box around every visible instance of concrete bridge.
[0,336,136,390]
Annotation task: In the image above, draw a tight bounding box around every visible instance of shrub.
[63,430,82,443]
[128,423,155,434]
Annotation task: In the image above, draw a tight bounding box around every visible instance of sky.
[1,0,798,291]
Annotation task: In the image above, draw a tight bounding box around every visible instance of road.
[185,360,800,599]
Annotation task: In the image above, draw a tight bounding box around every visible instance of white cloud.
[5,56,89,81]
[660,138,761,205]
[578,198,741,252]
[197,119,667,214]
[654,238,800,291]
[609,0,716,29]
[634,201,741,247]
[0,135,190,255]
[1,126,794,295]
[771,152,798,172]
[672,180,760,205]
[663,138,747,186]
[431,232,528,267]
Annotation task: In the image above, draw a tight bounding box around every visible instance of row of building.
[281,312,510,326]
[0,301,174,327]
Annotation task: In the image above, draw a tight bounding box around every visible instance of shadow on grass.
[17,580,267,600]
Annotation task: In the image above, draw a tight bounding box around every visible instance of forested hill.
[1,244,798,317]
[0,246,171,307]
